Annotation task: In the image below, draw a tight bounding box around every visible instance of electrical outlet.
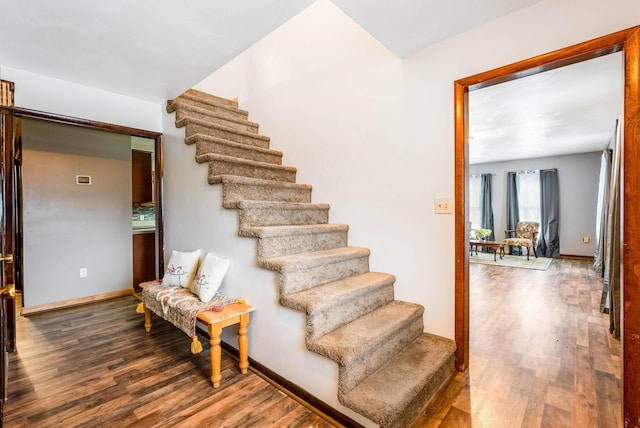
[583,236,590,244]
[79,268,87,278]
[434,198,453,214]
[140,215,145,221]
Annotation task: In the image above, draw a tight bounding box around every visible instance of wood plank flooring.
[2,296,337,427]
[2,258,620,427]
[412,258,622,428]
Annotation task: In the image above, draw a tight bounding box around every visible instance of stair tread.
[171,100,258,127]
[227,200,328,210]
[189,134,281,155]
[282,272,395,313]
[184,89,238,107]
[199,153,297,172]
[309,301,424,365]
[241,223,349,238]
[260,246,370,272]
[216,175,312,190]
[177,116,270,141]
[340,333,456,425]
[168,96,249,116]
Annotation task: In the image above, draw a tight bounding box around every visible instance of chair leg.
[526,246,531,261]
[532,245,538,258]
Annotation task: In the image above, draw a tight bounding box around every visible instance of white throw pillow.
[191,253,230,303]
[161,249,201,288]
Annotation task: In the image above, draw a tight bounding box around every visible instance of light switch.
[434,198,453,214]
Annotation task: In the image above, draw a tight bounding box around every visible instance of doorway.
[14,110,164,313]
[454,27,640,422]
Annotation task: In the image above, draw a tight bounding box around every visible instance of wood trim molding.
[22,289,134,315]
[454,26,640,424]
[14,108,161,138]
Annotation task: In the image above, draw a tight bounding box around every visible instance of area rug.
[470,251,553,270]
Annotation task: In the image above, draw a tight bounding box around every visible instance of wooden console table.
[470,239,506,262]
[197,304,255,388]
[139,281,254,388]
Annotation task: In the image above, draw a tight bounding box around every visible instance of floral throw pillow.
[191,253,230,303]
[161,249,201,288]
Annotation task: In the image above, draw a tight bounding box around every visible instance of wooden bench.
[139,281,255,388]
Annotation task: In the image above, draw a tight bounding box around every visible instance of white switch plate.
[434,198,453,214]
[80,268,87,278]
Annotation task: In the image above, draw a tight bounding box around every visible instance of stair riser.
[256,231,347,259]
[172,98,249,121]
[383,356,456,428]
[238,208,328,228]
[304,284,394,341]
[177,110,258,134]
[337,315,424,394]
[222,182,312,205]
[208,160,296,183]
[185,123,270,149]
[277,256,370,296]
[195,140,282,165]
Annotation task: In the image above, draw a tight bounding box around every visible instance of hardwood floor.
[3,296,337,427]
[412,258,622,427]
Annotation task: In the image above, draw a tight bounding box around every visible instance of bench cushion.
[142,284,233,337]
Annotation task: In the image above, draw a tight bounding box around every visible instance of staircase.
[166,89,457,428]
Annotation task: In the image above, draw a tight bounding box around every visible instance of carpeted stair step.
[259,247,370,295]
[185,88,238,108]
[167,96,249,123]
[201,154,297,183]
[177,117,270,149]
[216,176,312,205]
[191,134,283,165]
[281,272,396,341]
[226,200,329,228]
[339,333,457,428]
[240,224,349,258]
[308,301,425,395]
[175,106,259,134]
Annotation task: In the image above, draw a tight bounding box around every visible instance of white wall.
[0,66,162,132]
[163,0,640,424]
[22,119,133,308]
[470,152,602,257]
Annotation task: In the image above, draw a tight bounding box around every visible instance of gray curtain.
[506,172,520,255]
[604,119,621,338]
[480,174,495,243]
[537,169,560,257]
[594,150,612,277]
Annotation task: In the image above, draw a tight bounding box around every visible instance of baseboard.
[559,254,594,260]
[22,289,134,315]
[217,340,365,428]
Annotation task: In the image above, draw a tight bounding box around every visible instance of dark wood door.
[0,80,17,418]
[132,150,153,203]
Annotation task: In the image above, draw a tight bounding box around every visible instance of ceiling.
[1,0,619,162]
[469,52,624,165]
[0,0,541,103]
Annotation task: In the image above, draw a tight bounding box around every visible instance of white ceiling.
[0,0,541,103]
[1,0,619,162]
[469,52,623,165]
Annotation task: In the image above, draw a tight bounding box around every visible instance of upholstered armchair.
[504,221,539,260]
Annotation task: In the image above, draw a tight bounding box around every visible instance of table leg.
[144,308,152,332]
[493,248,497,262]
[208,322,223,388]
[238,313,251,374]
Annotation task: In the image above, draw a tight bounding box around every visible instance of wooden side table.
[197,303,255,388]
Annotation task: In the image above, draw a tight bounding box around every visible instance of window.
[469,175,482,230]
[517,170,541,223]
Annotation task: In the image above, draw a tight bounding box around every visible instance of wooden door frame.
[13,107,165,292]
[454,26,640,423]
